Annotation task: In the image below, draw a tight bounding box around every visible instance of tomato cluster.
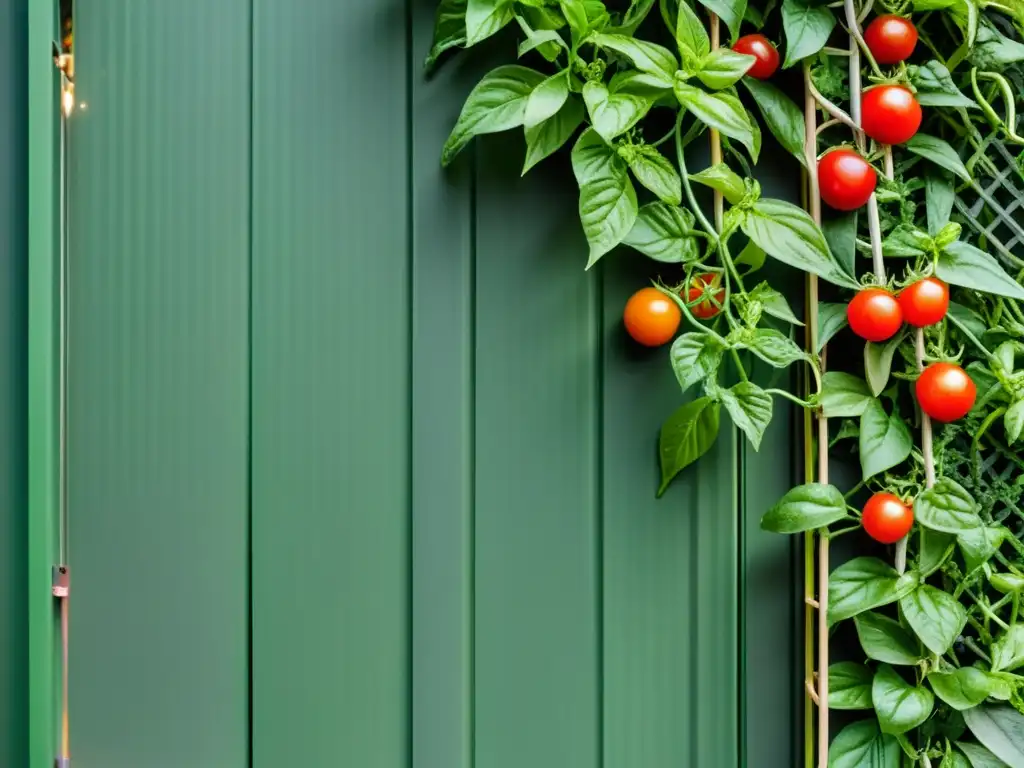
[847,278,950,342]
[623,275,725,347]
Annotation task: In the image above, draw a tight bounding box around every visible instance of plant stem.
[731,349,750,383]
[675,116,718,239]
[765,388,814,407]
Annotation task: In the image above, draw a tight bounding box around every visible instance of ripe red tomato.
[624,287,681,347]
[732,34,780,79]
[898,278,949,327]
[847,289,903,342]
[916,362,976,422]
[861,85,922,145]
[687,273,726,319]
[818,149,878,211]
[862,492,914,544]
[864,15,918,64]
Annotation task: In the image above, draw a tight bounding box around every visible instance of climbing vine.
[428,0,1024,764]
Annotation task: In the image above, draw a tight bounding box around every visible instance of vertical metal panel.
[250,1,411,765]
[27,0,60,765]
[473,143,600,768]
[410,6,475,768]
[0,0,28,765]
[67,3,251,765]
[600,249,740,765]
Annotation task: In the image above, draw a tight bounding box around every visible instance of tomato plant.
[818,148,877,211]
[732,34,779,79]
[861,85,923,146]
[861,492,914,544]
[916,362,977,422]
[899,278,949,327]
[624,287,681,347]
[847,288,903,341]
[864,15,918,64]
[430,0,1024,761]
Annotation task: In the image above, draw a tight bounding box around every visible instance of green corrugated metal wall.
[5,0,802,766]
[1,0,28,765]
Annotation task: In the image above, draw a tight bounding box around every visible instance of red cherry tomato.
[861,85,922,145]
[864,15,919,64]
[916,362,976,422]
[624,287,681,347]
[686,273,726,319]
[898,278,949,327]
[862,492,914,544]
[818,149,878,211]
[847,289,903,342]
[732,34,780,79]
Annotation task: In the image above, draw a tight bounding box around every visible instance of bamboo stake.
[803,62,831,767]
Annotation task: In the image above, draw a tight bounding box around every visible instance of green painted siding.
[67,2,251,765]
[8,2,810,766]
[1,1,28,765]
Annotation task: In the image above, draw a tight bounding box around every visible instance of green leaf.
[425,0,467,73]
[900,586,968,655]
[625,146,682,205]
[673,83,759,160]
[930,668,1012,711]
[941,748,978,768]
[991,625,1024,672]
[1005,401,1024,444]
[701,0,748,44]
[571,129,639,267]
[761,482,847,533]
[670,332,725,392]
[859,399,913,480]
[689,163,746,205]
[623,203,702,263]
[882,224,933,258]
[854,612,921,665]
[741,78,807,168]
[955,741,1011,768]
[466,0,513,45]
[970,21,1024,69]
[734,240,766,275]
[697,49,755,90]
[524,70,570,129]
[781,0,836,68]
[873,664,935,735]
[938,242,1024,301]
[749,283,803,325]
[523,97,585,173]
[926,167,956,236]
[821,372,873,418]
[591,33,679,88]
[830,662,875,710]
[608,0,657,35]
[674,0,710,59]
[818,302,848,351]
[583,81,653,141]
[915,478,982,534]
[909,61,977,108]
[919,530,956,578]
[963,705,1024,767]
[739,328,806,368]
[906,134,971,182]
[658,397,721,495]
[829,719,902,767]
[958,525,1007,573]
[741,199,858,289]
[443,66,547,165]
[823,212,858,278]
[949,302,989,342]
[829,557,918,625]
[559,0,590,38]
[720,381,773,450]
[864,332,904,396]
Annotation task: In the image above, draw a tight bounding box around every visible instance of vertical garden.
[428,0,1024,764]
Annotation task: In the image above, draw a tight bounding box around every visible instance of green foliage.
[428,0,1024,761]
